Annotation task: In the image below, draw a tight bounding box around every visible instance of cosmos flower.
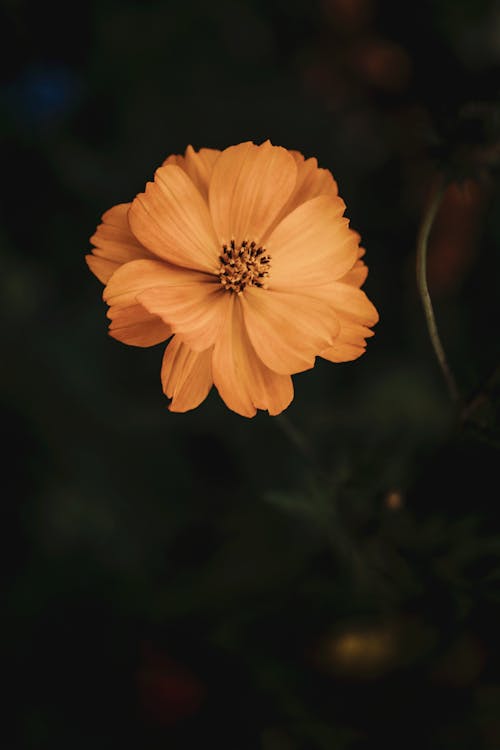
[87,141,378,417]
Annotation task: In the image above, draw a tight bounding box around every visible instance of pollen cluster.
[218,240,271,294]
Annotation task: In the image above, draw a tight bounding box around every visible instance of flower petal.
[107,303,171,347]
[87,203,155,283]
[321,320,375,363]
[104,259,226,351]
[314,282,379,326]
[103,259,209,307]
[212,296,294,417]
[164,147,221,200]
[209,141,297,246]
[267,195,359,288]
[339,258,368,287]
[128,165,220,272]
[241,287,340,374]
[322,342,366,362]
[161,336,213,412]
[137,282,230,352]
[269,151,339,233]
[86,255,121,285]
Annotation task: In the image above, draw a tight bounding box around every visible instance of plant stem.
[275,413,317,466]
[416,174,460,403]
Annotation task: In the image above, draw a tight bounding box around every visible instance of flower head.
[87,141,378,417]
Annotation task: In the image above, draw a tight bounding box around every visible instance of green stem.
[275,413,316,466]
[416,175,460,403]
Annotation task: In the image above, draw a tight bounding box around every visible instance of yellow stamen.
[218,239,271,294]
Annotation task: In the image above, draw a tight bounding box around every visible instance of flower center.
[218,239,271,294]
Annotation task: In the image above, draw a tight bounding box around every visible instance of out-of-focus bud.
[351,37,412,93]
[137,643,206,726]
[384,489,404,510]
[313,616,437,680]
[321,0,374,30]
[428,178,490,297]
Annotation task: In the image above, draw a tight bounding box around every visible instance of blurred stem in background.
[275,413,316,466]
[416,174,460,404]
[273,416,368,587]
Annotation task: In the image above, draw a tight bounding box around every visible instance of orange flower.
[87,141,378,417]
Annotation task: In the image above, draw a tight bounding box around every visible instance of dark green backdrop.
[3,0,500,747]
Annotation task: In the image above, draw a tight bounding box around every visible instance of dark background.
[3,0,500,747]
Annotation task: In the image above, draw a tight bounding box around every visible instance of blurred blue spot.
[5,63,82,127]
